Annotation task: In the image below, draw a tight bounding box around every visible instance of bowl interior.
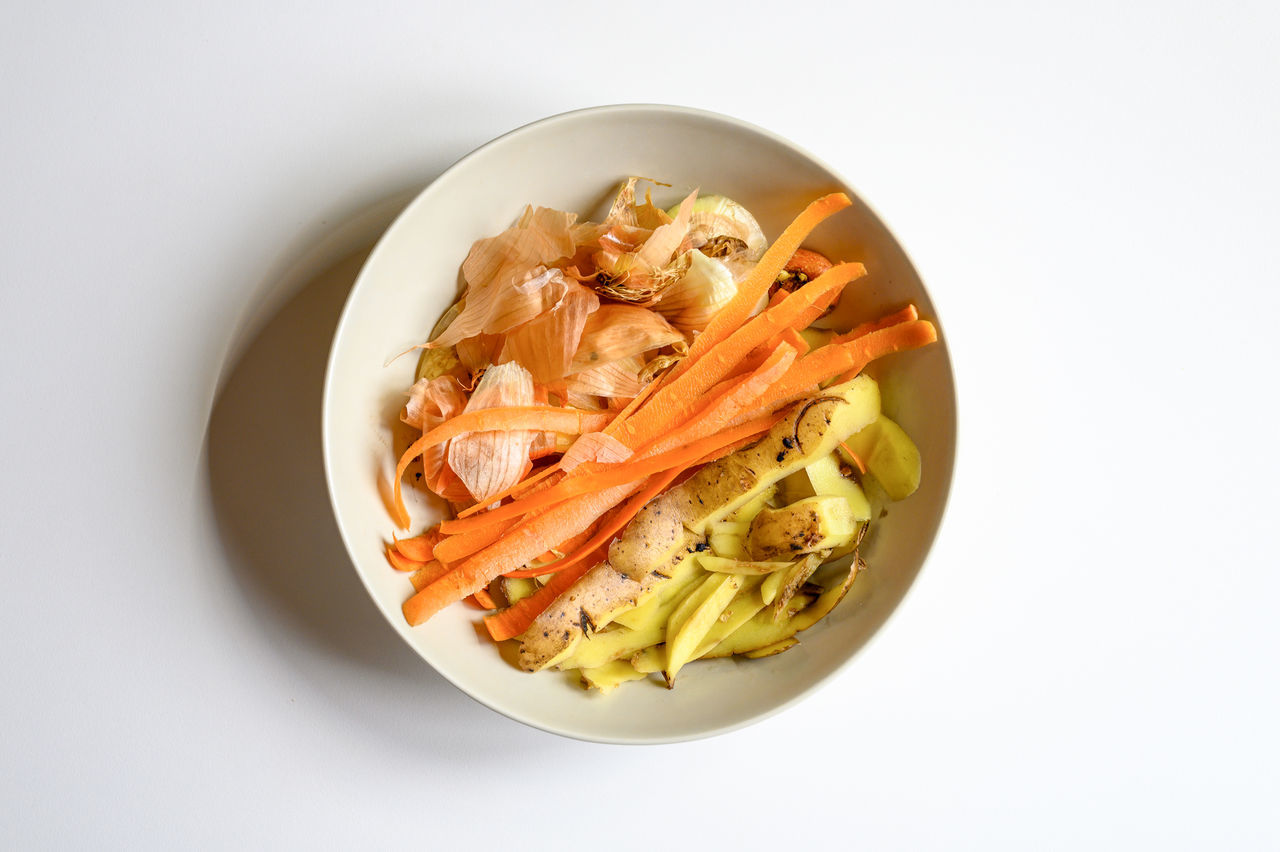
[323,105,955,743]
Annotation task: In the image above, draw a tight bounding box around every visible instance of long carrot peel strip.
[773,275,847,339]
[496,409,779,586]
[443,342,795,538]
[745,319,938,418]
[663,192,851,385]
[599,366,666,441]
[677,338,783,410]
[643,345,797,455]
[392,529,443,562]
[402,480,644,627]
[502,553,596,580]
[500,464,685,581]
[454,462,562,519]
[641,262,861,442]
[439,469,570,554]
[513,463,563,497]
[652,411,782,474]
[386,544,426,573]
[833,304,919,345]
[506,464,688,579]
[442,410,780,536]
[482,548,606,641]
[518,523,605,576]
[764,326,811,358]
[754,302,827,364]
[617,262,864,450]
[391,406,613,528]
[544,523,600,562]
[431,515,520,565]
[418,406,613,450]
[831,317,938,383]
[567,339,792,479]
[433,458,570,561]
[408,560,452,592]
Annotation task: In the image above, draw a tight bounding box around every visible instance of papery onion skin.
[563,355,645,399]
[653,249,737,333]
[667,195,768,262]
[402,374,469,487]
[500,282,600,383]
[569,305,684,373]
[446,362,536,503]
[432,207,578,347]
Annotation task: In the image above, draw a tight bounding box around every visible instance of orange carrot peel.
[391,529,443,562]
[614,261,865,450]
[482,548,607,641]
[439,410,781,535]
[401,479,644,626]
[663,192,851,384]
[391,405,614,528]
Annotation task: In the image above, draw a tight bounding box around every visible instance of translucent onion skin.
[668,195,768,262]
[446,362,536,502]
[653,250,738,332]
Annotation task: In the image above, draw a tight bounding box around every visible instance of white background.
[3,1,1277,848]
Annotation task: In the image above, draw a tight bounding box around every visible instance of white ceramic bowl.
[322,105,955,743]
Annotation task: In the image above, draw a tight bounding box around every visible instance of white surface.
[324,105,957,743]
[2,1,1276,848]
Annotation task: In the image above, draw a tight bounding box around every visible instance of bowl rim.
[321,103,957,744]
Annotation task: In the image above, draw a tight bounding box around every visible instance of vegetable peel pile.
[384,179,936,692]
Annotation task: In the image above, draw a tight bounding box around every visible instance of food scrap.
[383,179,936,692]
